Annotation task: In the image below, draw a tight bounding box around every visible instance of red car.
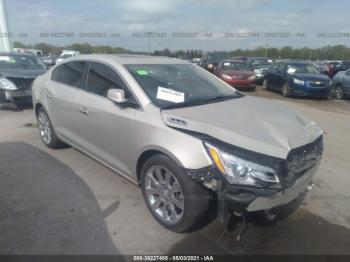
[214,60,256,91]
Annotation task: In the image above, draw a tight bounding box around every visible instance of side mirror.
[107,89,127,104]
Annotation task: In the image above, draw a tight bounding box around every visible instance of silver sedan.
[32,54,323,232]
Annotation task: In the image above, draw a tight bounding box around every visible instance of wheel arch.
[34,103,43,117]
[136,148,185,185]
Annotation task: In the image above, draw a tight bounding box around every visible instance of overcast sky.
[6,0,350,51]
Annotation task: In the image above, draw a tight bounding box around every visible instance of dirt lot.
[0,86,350,255]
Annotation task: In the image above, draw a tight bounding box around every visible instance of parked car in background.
[32,55,323,233]
[214,60,256,91]
[200,52,229,72]
[39,54,56,67]
[0,52,47,107]
[311,61,328,75]
[231,56,249,62]
[13,48,43,56]
[263,60,332,98]
[338,60,350,72]
[247,57,273,84]
[326,61,343,78]
[56,50,80,64]
[332,68,350,99]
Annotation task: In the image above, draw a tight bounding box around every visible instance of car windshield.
[287,64,320,74]
[126,64,242,109]
[0,55,46,70]
[221,61,250,71]
[251,58,272,66]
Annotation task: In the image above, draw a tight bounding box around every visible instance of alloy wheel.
[144,165,184,224]
[282,83,290,97]
[38,111,52,145]
[334,85,344,99]
[262,79,268,90]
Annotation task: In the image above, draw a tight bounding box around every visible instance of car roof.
[220,59,245,63]
[278,59,310,64]
[70,54,190,65]
[0,52,35,57]
[249,57,269,59]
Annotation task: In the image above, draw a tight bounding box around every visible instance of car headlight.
[207,64,214,70]
[248,75,256,80]
[221,74,232,80]
[254,69,262,74]
[293,78,305,85]
[205,143,280,187]
[0,78,17,90]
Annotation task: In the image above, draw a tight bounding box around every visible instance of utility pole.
[0,0,11,52]
[265,44,268,57]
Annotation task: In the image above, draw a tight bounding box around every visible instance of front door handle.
[46,93,54,99]
[78,107,89,115]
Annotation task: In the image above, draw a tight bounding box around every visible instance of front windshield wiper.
[161,94,242,110]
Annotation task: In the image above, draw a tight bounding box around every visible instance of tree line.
[13,41,350,61]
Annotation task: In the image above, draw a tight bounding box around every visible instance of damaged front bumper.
[185,136,323,224]
[0,88,32,104]
[246,164,316,212]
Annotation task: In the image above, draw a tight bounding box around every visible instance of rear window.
[52,61,86,88]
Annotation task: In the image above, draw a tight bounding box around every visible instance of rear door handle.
[78,107,89,115]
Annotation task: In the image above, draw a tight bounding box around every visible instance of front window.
[0,55,46,70]
[221,61,250,71]
[287,64,320,74]
[125,64,242,109]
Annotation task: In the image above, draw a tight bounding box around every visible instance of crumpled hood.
[0,69,46,79]
[161,96,323,159]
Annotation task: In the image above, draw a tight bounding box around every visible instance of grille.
[7,78,34,90]
[232,75,249,80]
[308,80,328,88]
[281,136,323,189]
[261,69,268,75]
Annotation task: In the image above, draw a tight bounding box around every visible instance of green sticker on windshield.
[137,70,148,76]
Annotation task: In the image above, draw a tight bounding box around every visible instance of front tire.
[333,84,344,99]
[37,107,66,148]
[262,79,269,90]
[282,82,291,97]
[141,154,210,232]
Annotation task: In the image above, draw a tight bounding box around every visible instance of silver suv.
[32,55,323,232]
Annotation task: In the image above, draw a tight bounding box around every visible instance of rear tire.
[37,107,66,148]
[141,154,210,232]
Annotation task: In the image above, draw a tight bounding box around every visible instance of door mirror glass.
[107,89,127,104]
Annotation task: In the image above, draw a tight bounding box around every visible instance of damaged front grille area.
[280,136,323,189]
[7,78,34,90]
